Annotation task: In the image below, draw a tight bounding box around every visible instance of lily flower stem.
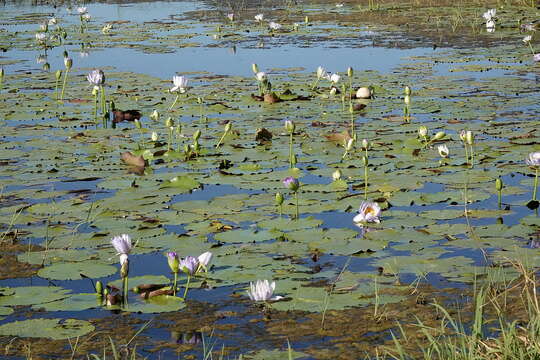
[350,112,355,141]
[169,94,180,110]
[168,127,172,151]
[122,276,129,306]
[533,168,538,201]
[216,130,228,148]
[60,68,69,101]
[172,272,178,296]
[100,85,106,117]
[464,143,469,166]
[294,191,299,220]
[289,132,294,168]
[311,78,319,91]
[54,77,60,100]
[528,42,536,56]
[498,189,502,209]
[93,92,98,125]
[364,164,368,200]
[341,149,348,160]
[183,274,191,299]
[469,145,475,168]
[278,204,282,217]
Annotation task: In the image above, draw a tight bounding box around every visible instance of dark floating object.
[352,103,367,111]
[526,200,539,210]
[121,151,146,175]
[255,128,272,143]
[113,109,141,123]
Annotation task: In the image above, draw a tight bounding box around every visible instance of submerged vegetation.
[0,0,538,358]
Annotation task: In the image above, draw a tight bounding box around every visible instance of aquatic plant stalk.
[169,94,180,110]
[183,274,191,299]
[289,131,294,168]
[93,89,98,124]
[172,271,178,296]
[123,276,128,306]
[294,191,299,220]
[363,156,368,199]
[60,68,69,101]
[533,168,538,201]
[100,85,107,127]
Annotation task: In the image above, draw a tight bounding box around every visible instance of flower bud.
[466,130,474,145]
[95,281,103,296]
[362,156,368,166]
[404,95,410,105]
[150,110,159,121]
[63,50,68,58]
[292,154,297,165]
[332,169,342,181]
[418,126,428,138]
[495,177,503,191]
[42,62,50,72]
[193,129,201,141]
[151,131,158,141]
[0,67,4,80]
[305,16,309,24]
[252,63,259,74]
[275,192,284,205]
[404,86,411,96]
[64,57,72,70]
[345,138,354,151]
[91,86,99,96]
[193,141,200,152]
[347,67,353,77]
[134,119,142,129]
[165,116,174,128]
[224,122,232,133]
[459,130,466,142]
[184,144,190,154]
[284,120,295,134]
[293,23,299,31]
[197,97,203,104]
[361,138,369,150]
[329,87,337,96]
[166,252,180,273]
[433,131,445,141]
[55,69,62,80]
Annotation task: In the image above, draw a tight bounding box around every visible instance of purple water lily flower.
[283,176,299,192]
[180,256,199,275]
[167,252,179,273]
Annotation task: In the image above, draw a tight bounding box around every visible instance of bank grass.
[380,260,540,360]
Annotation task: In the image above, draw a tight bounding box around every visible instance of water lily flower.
[87,69,105,86]
[418,126,428,138]
[180,256,199,275]
[227,13,234,21]
[329,73,340,84]
[283,176,299,192]
[534,54,540,62]
[284,119,295,133]
[151,131,158,141]
[197,251,213,272]
[269,22,282,30]
[353,201,381,224]
[247,279,279,301]
[316,66,326,80]
[150,110,159,121]
[64,57,72,70]
[111,234,132,265]
[486,19,495,32]
[482,9,496,21]
[48,17,57,25]
[35,33,46,42]
[437,144,449,158]
[526,152,540,167]
[77,6,88,14]
[523,35,533,43]
[171,75,188,93]
[336,3,344,7]
[332,169,342,181]
[255,72,267,82]
[102,23,113,34]
[82,13,91,21]
[254,13,264,22]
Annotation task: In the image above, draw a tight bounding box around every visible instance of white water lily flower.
[82,13,91,21]
[353,201,381,224]
[332,169,342,181]
[483,8,496,21]
[254,13,264,22]
[255,71,267,82]
[316,66,326,80]
[111,234,132,265]
[534,54,540,62]
[329,73,340,84]
[35,33,46,42]
[437,144,449,158]
[48,17,57,25]
[102,24,113,34]
[227,13,234,21]
[523,35,532,43]
[197,251,213,272]
[356,87,372,99]
[77,6,88,14]
[247,279,282,301]
[171,75,188,93]
[269,22,282,30]
[336,3,344,7]
[526,152,540,167]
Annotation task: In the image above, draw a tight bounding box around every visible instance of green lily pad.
[0,318,95,340]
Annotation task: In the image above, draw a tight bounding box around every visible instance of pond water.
[0,0,538,358]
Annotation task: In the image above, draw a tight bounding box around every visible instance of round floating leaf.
[0,318,95,340]
[38,262,117,280]
[124,295,186,313]
[0,286,70,306]
[162,176,201,192]
[33,293,102,312]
